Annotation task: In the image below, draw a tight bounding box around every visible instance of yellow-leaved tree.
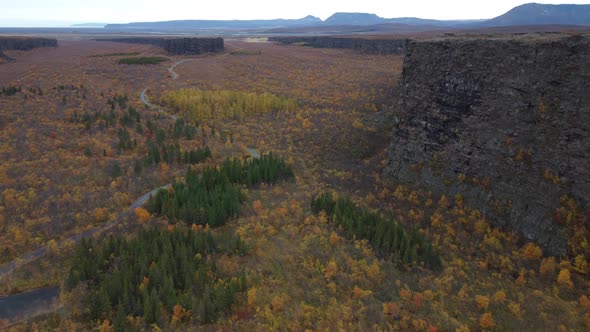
[134,207,151,223]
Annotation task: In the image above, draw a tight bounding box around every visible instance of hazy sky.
[1,0,589,27]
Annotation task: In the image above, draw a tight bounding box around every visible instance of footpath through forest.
[0,44,258,324]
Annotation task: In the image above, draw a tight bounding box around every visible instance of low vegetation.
[0,86,22,96]
[230,50,261,56]
[118,56,168,65]
[2,39,589,331]
[90,52,140,58]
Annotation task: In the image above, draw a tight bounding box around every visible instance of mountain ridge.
[483,3,590,26]
[103,3,590,31]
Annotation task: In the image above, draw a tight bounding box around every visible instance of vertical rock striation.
[0,37,57,62]
[162,37,224,55]
[269,36,408,55]
[386,35,590,256]
[96,38,224,55]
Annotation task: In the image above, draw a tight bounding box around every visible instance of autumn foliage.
[2,38,589,331]
[159,88,297,122]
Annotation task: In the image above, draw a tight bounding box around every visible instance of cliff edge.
[96,38,224,55]
[0,37,57,62]
[270,36,408,55]
[386,34,590,256]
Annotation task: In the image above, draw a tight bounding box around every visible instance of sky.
[1,0,589,27]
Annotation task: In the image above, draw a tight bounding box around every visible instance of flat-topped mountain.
[324,12,480,27]
[103,4,590,32]
[324,13,387,26]
[485,3,590,26]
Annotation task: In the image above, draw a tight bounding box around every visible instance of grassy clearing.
[118,56,168,65]
[230,50,262,56]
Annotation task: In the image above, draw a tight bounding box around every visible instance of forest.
[311,192,441,269]
[159,88,297,122]
[66,227,248,328]
[147,153,294,226]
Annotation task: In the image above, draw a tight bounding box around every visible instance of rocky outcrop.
[386,35,590,256]
[0,37,57,61]
[162,38,224,55]
[0,51,10,62]
[0,37,57,51]
[269,36,407,55]
[96,38,224,55]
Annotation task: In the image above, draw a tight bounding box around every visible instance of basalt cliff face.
[0,37,57,61]
[386,35,590,256]
[96,38,224,55]
[162,38,224,55]
[269,36,408,55]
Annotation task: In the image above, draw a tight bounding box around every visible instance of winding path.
[140,88,159,111]
[168,59,192,79]
[0,45,252,282]
[0,184,173,281]
[0,43,259,325]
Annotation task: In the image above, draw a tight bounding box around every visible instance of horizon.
[1,1,589,28]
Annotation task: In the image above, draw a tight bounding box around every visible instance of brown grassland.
[0,37,589,331]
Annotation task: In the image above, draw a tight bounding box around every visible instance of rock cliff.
[386,34,590,256]
[269,36,407,55]
[96,38,224,55]
[0,37,57,61]
[161,38,224,55]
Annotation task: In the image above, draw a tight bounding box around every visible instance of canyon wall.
[0,37,57,61]
[161,38,224,55]
[269,36,408,55]
[386,35,590,256]
[97,37,224,55]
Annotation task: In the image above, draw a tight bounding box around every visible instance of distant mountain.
[71,23,108,28]
[104,16,321,30]
[324,13,479,27]
[484,3,590,26]
[387,17,483,27]
[103,4,590,32]
[324,13,388,25]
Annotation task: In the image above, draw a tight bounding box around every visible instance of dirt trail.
[168,58,191,79]
[0,183,172,281]
[0,43,252,282]
[0,43,259,325]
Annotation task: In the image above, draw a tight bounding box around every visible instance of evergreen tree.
[311,193,441,269]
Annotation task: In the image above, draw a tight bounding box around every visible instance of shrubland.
[1,39,588,331]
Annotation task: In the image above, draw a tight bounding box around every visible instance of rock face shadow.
[387,35,590,256]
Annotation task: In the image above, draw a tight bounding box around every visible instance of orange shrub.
[557,268,574,289]
[540,257,557,279]
[252,200,263,214]
[382,302,400,317]
[522,242,543,260]
[134,207,151,223]
[475,295,490,310]
[479,312,494,330]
